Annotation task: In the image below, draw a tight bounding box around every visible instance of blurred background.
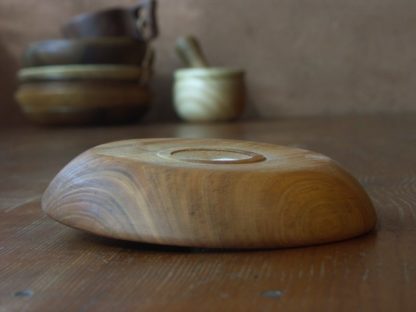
[1,0,416,125]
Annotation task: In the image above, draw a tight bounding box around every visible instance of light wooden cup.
[174,36,245,122]
[174,68,245,122]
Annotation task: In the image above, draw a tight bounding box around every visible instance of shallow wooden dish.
[15,82,151,125]
[22,38,148,67]
[42,138,376,248]
[18,65,151,83]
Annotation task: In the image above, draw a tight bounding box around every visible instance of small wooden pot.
[174,68,245,122]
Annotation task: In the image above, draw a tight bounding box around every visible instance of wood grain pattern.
[42,138,376,248]
[1,115,415,311]
[174,69,245,122]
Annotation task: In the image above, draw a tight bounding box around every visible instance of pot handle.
[131,0,158,41]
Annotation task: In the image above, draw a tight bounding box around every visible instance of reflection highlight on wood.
[42,138,376,248]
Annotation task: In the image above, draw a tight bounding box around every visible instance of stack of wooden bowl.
[15,0,158,125]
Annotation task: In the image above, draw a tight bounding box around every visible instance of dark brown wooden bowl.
[22,38,148,67]
[62,0,158,41]
[15,81,151,125]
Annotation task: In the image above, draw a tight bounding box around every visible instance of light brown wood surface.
[1,114,415,311]
[42,138,376,248]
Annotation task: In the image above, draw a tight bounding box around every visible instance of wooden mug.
[62,0,158,41]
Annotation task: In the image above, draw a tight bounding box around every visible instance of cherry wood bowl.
[15,81,151,125]
[42,138,377,248]
[22,38,149,67]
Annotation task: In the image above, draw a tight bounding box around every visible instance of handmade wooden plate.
[42,138,376,248]
[18,65,150,82]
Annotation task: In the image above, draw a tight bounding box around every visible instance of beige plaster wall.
[1,0,415,123]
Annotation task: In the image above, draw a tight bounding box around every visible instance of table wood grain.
[1,114,415,311]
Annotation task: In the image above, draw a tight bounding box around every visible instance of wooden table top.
[1,114,415,311]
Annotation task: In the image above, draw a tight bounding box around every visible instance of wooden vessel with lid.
[42,138,376,248]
